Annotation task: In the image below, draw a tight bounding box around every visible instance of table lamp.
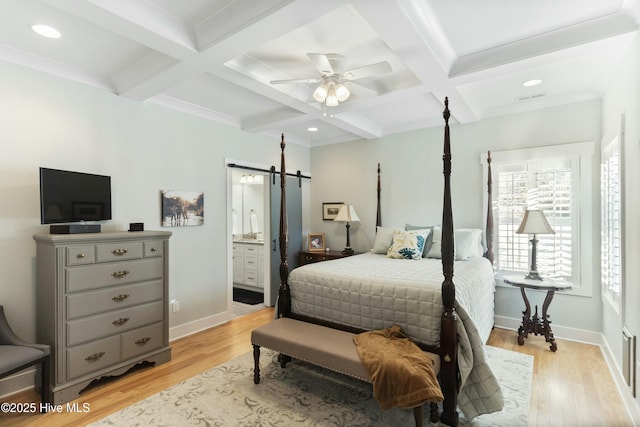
[334,204,359,255]
[517,209,555,280]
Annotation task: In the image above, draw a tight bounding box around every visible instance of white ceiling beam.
[349,0,478,124]
[0,44,113,91]
[42,0,197,60]
[451,10,639,77]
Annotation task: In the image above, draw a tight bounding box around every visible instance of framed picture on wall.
[322,202,343,221]
[308,233,325,252]
[161,190,204,227]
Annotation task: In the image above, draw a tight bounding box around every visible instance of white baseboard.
[0,370,35,400]
[495,315,640,426]
[169,311,231,342]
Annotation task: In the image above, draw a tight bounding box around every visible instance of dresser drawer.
[67,301,163,346]
[96,242,143,262]
[143,241,163,258]
[66,245,95,266]
[121,322,164,360]
[244,270,258,286]
[244,244,260,255]
[66,335,121,380]
[66,258,163,293]
[66,280,163,320]
[244,254,258,270]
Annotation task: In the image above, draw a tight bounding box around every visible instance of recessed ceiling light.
[32,24,61,39]
[523,79,542,87]
[307,127,318,132]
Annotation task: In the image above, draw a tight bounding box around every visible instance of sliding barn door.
[269,176,302,306]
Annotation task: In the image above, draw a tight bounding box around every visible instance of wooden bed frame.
[274,98,494,426]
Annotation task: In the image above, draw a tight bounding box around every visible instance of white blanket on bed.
[288,253,503,418]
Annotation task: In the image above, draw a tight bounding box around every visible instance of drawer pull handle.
[112,270,130,278]
[135,337,151,345]
[112,249,128,256]
[77,253,85,259]
[112,294,130,302]
[85,352,105,362]
[150,247,157,252]
[112,317,130,326]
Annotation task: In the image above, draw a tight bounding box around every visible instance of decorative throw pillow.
[372,226,396,254]
[387,228,430,260]
[406,224,435,257]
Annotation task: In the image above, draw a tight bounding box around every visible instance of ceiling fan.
[269,53,392,108]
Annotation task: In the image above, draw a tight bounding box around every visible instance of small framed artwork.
[322,202,343,221]
[308,233,325,252]
[161,190,205,227]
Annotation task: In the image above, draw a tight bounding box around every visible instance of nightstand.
[298,250,356,266]
[503,275,572,352]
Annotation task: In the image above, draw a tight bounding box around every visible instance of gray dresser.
[33,230,172,404]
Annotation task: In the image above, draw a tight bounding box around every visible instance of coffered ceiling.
[1,0,638,146]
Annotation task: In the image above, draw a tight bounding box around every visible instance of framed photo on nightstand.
[308,233,325,252]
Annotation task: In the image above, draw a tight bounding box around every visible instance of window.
[495,159,574,279]
[483,142,594,292]
[601,136,622,308]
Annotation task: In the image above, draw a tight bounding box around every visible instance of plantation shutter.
[495,158,575,281]
[601,139,621,304]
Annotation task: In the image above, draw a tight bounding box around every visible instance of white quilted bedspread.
[288,252,504,418]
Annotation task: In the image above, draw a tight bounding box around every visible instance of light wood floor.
[1,307,633,427]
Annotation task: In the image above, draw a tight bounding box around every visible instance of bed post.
[440,98,459,427]
[277,134,291,318]
[376,162,382,231]
[485,151,494,265]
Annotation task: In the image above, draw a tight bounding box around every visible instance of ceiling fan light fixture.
[325,87,339,107]
[335,83,350,102]
[312,84,329,102]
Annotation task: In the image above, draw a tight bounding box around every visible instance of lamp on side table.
[334,204,359,255]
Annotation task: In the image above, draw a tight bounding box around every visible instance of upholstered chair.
[0,305,50,406]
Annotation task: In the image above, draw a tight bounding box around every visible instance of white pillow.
[426,227,484,260]
[425,226,443,258]
[455,228,484,260]
[387,228,431,260]
[371,226,396,254]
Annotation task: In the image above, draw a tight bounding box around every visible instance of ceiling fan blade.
[270,77,321,85]
[307,53,343,75]
[343,61,392,80]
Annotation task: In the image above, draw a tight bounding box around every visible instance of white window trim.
[481,141,595,297]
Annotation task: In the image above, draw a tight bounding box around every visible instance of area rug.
[89,346,532,426]
[233,287,264,305]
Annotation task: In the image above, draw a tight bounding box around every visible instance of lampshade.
[516,209,554,235]
[335,83,350,102]
[312,84,329,102]
[334,204,360,223]
[325,86,339,107]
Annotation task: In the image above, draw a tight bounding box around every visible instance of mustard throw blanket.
[353,325,444,410]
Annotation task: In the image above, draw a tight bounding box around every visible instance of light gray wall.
[602,31,640,398]
[0,61,310,343]
[310,99,603,333]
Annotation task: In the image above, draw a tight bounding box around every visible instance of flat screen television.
[39,167,112,228]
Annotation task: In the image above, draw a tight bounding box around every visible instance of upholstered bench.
[251,317,440,426]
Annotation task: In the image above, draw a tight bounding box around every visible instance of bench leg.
[413,405,424,427]
[253,345,261,384]
[429,402,439,423]
[277,353,291,368]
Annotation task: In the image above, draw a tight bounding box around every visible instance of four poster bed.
[272,99,502,425]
